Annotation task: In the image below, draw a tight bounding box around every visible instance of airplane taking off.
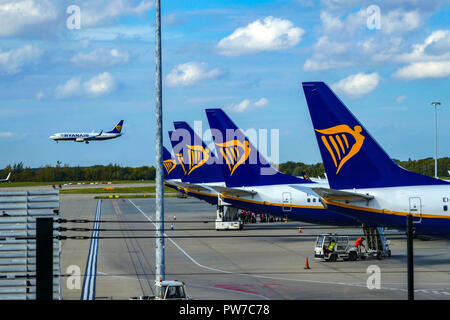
[0,172,11,182]
[50,120,124,144]
[302,82,450,236]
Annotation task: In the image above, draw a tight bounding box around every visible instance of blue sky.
[1,0,449,168]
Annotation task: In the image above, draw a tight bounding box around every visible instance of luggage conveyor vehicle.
[314,227,391,262]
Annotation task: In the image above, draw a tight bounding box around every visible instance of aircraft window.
[444,205,448,212]
[313,198,316,202]
[307,198,311,203]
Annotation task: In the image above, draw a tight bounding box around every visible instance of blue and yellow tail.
[169,122,224,184]
[302,82,449,189]
[107,120,124,134]
[205,108,311,187]
[162,145,182,180]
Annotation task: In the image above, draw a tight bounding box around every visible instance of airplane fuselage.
[50,132,121,142]
[181,181,361,226]
[322,184,450,235]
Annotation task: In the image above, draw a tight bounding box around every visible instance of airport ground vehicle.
[130,280,191,300]
[315,234,359,262]
[315,229,391,262]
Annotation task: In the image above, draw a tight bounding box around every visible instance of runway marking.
[112,200,155,296]
[127,199,450,298]
[81,199,102,300]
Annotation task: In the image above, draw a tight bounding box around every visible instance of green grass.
[0,180,155,188]
[94,193,180,199]
[60,186,175,194]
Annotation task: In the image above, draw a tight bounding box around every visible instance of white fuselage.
[50,132,121,142]
[325,185,450,220]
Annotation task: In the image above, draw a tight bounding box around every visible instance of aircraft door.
[282,192,292,212]
[409,197,422,223]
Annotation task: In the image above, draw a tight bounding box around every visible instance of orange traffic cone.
[298,225,302,233]
[304,257,311,269]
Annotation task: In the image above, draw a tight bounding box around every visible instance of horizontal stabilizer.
[312,187,374,203]
[208,185,257,197]
[174,181,211,193]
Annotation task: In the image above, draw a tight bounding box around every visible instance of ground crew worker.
[327,238,336,256]
[355,236,366,253]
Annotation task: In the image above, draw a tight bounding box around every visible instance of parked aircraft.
[302,81,450,236]
[200,108,361,226]
[0,172,11,182]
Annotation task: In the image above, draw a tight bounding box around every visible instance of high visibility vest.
[328,242,336,251]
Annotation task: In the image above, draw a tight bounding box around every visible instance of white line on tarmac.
[127,199,450,298]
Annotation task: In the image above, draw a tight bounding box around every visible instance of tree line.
[279,157,450,178]
[0,162,156,182]
[1,157,449,182]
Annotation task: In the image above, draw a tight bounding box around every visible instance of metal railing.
[0,190,61,300]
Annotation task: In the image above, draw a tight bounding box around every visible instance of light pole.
[431,102,441,179]
[155,0,165,282]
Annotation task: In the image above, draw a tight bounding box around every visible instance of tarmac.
[59,195,450,300]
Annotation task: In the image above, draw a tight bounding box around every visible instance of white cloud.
[396,30,450,63]
[0,0,58,37]
[83,72,116,96]
[165,62,221,87]
[71,48,130,68]
[396,95,407,103]
[35,91,45,100]
[303,7,429,72]
[382,10,422,34]
[216,16,305,56]
[393,30,450,80]
[81,0,153,27]
[55,72,116,98]
[55,77,82,99]
[0,45,42,75]
[227,97,269,113]
[332,72,380,97]
[394,61,450,79]
[0,132,13,138]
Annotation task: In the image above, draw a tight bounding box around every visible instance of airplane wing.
[173,181,211,193]
[172,181,257,197]
[311,187,374,203]
[207,185,257,197]
[85,130,103,141]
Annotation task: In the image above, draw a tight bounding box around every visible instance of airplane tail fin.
[302,82,448,189]
[5,172,10,181]
[169,122,223,184]
[163,146,182,180]
[107,120,124,134]
[205,108,311,187]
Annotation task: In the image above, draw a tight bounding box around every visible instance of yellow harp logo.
[215,140,250,176]
[163,159,176,175]
[315,125,365,174]
[176,145,210,175]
